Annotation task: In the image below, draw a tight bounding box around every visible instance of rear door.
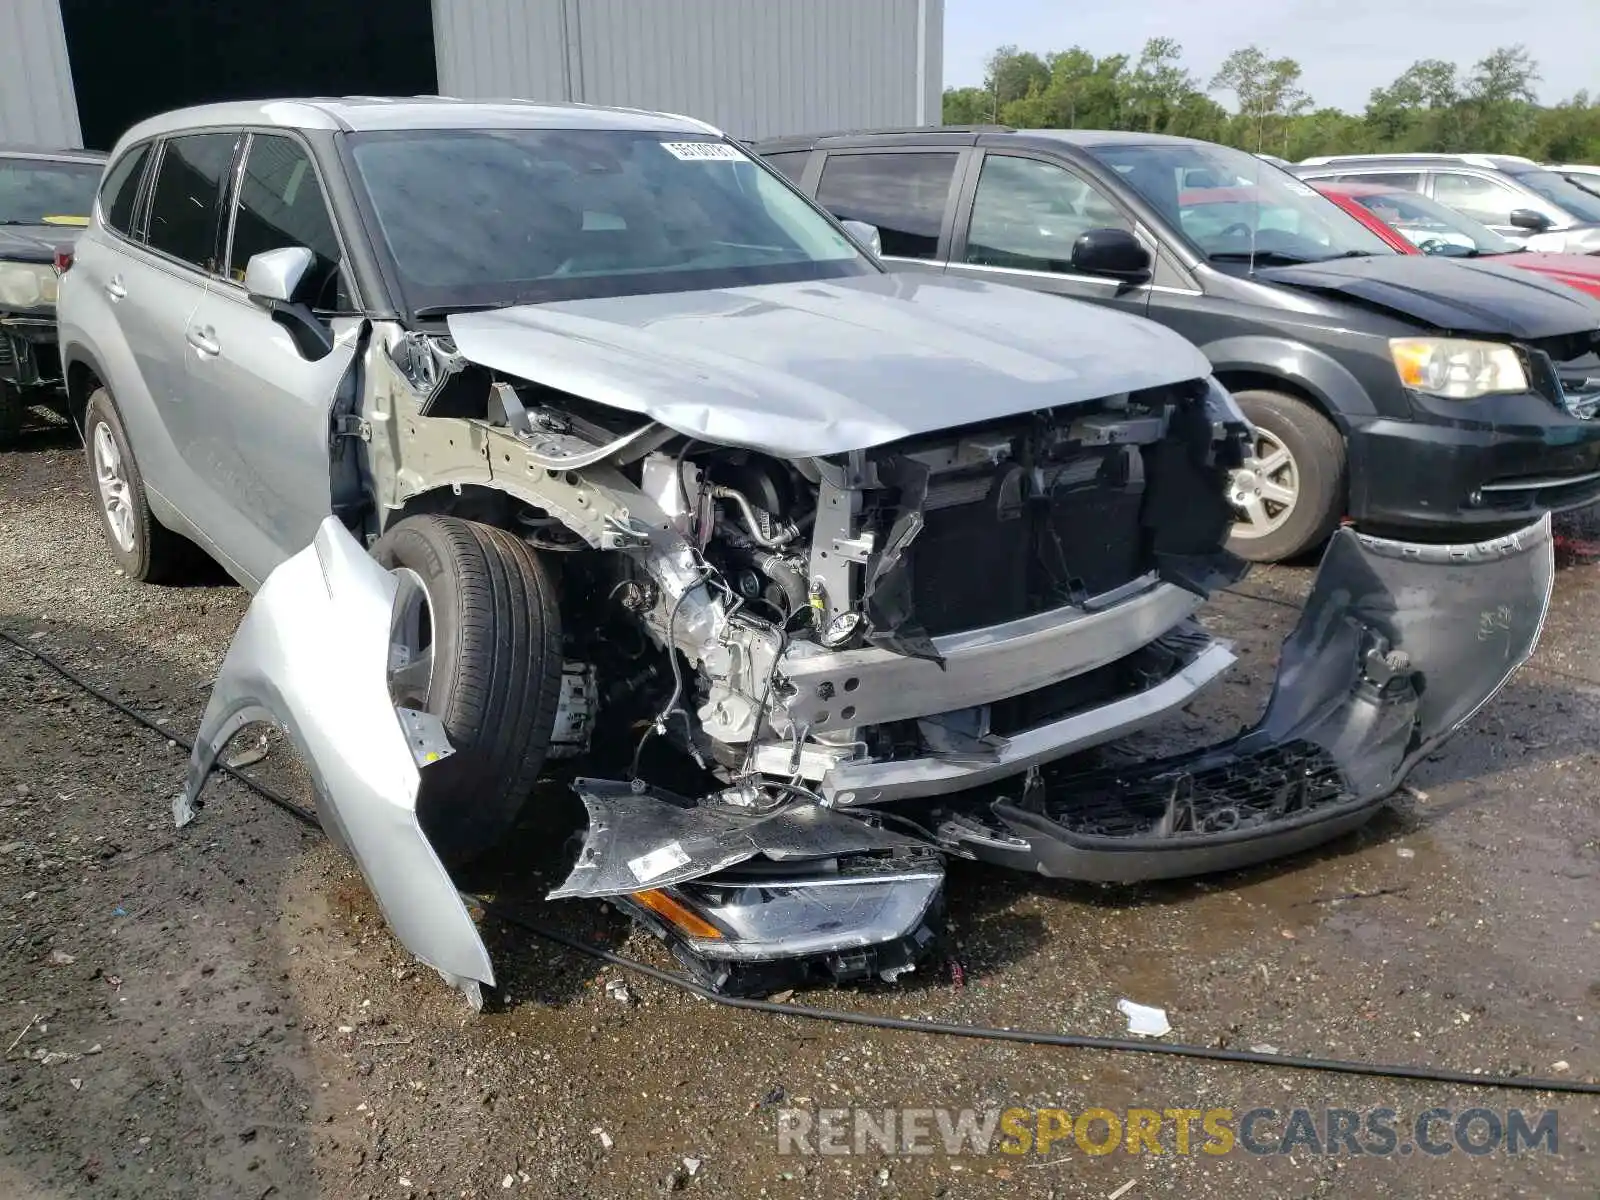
[811,148,965,273]
[945,151,1151,317]
[182,130,360,585]
[104,131,239,531]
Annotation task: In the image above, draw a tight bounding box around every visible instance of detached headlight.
[0,261,57,308]
[1389,337,1527,400]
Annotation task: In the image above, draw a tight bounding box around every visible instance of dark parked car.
[757,128,1600,561]
[0,146,106,443]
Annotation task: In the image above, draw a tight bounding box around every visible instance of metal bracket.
[333,415,372,442]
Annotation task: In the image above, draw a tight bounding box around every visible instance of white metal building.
[1,0,943,150]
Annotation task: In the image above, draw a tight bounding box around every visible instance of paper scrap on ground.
[1117,998,1172,1038]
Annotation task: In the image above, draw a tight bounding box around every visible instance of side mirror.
[243,246,332,360]
[1070,227,1152,283]
[1509,208,1553,232]
[244,246,316,305]
[839,219,883,257]
[1419,238,1471,257]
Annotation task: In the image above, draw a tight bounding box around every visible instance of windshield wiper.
[1207,250,1322,266]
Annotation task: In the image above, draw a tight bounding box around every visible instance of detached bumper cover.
[940,516,1554,881]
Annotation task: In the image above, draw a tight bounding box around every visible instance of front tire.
[371,515,565,869]
[82,387,190,581]
[1225,390,1346,563]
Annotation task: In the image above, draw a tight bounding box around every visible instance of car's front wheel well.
[1212,369,1344,432]
[382,484,526,532]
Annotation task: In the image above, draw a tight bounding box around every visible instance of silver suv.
[57,99,1552,1003]
[1294,153,1600,253]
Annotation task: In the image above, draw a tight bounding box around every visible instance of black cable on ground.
[487,906,1600,1096]
[3,626,1596,1097]
[1220,585,1305,613]
[0,628,320,830]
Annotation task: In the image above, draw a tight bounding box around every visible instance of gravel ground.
[1,412,1597,1199]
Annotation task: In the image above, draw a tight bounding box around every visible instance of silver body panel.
[180,518,492,1007]
[446,273,1213,459]
[773,576,1204,736]
[820,641,1236,804]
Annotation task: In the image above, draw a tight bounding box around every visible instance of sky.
[943,0,1595,113]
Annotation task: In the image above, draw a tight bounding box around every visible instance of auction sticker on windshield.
[661,141,746,161]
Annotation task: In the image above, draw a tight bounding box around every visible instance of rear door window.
[145,132,239,272]
[100,144,151,236]
[964,154,1129,273]
[763,151,812,185]
[227,133,348,308]
[816,152,959,259]
[1431,172,1520,226]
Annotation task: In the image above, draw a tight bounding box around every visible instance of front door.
[945,152,1152,318]
[182,131,358,586]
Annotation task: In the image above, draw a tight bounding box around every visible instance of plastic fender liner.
[950,515,1554,883]
[180,517,494,1008]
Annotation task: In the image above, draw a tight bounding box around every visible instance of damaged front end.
[181,316,1554,1000]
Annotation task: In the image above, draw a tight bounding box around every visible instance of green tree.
[1127,37,1197,133]
[1463,44,1540,151]
[986,45,1051,108]
[946,38,1592,166]
[943,86,994,125]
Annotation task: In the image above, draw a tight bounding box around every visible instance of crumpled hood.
[446,273,1212,458]
[1255,253,1600,340]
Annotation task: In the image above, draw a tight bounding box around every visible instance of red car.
[1312,180,1600,300]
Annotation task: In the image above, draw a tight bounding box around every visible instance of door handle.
[185,326,220,357]
[104,276,126,301]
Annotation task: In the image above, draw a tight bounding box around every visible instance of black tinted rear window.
[815,152,959,259]
[100,144,150,235]
[146,132,238,272]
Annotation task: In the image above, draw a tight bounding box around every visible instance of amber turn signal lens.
[631,888,724,939]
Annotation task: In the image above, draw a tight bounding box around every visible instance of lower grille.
[1040,741,1350,840]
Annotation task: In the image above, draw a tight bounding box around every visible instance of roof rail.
[828,124,1012,136]
[1300,151,1539,170]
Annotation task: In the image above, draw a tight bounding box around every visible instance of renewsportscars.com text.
[776,1105,1560,1158]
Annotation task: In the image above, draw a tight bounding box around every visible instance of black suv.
[757,128,1600,561]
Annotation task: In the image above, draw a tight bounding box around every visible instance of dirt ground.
[1,412,1597,1199]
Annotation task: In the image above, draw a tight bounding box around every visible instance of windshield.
[1514,169,1600,223]
[1345,189,1518,256]
[0,157,102,226]
[1082,142,1395,267]
[348,129,871,312]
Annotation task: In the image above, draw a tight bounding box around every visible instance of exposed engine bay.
[181,320,1556,1007]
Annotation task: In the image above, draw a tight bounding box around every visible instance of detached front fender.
[181,517,493,1007]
